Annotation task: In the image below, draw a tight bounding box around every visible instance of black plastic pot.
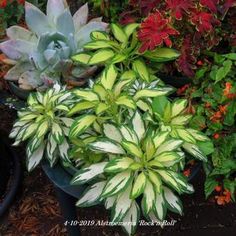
[0,135,21,218]
[159,73,192,88]
[42,159,200,236]
[43,159,200,198]
[8,81,30,101]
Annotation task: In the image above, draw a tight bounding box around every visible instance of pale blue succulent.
[0,0,107,90]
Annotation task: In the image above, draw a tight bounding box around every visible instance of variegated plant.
[71,111,194,235]
[72,23,180,83]
[0,0,107,90]
[147,96,214,161]
[10,85,74,171]
[68,64,172,139]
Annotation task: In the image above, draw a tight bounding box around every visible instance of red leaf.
[176,35,199,77]
[200,0,219,14]
[138,11,179,53]
[129,0,161,16]
[166,0,194,20]
[190,11,221,34]
[221,0,236,15]
[119,12,137,25]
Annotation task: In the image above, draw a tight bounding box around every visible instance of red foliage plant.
[120,0,236,78]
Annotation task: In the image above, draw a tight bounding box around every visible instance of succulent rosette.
[0,0,107,90]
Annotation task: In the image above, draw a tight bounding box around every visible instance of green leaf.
[36,121,49,138]
[84,40,112,49]
[155,151,182,167]
[21,123,38,141]
[175,129,196,143]
[132,59,150,82]
[73,90,99,101]
[204,177,218,199]
[131,172,147,199]
[93,84,107,100]
[88,49,115,65]
[76,181,106,207]
[68,101,95,116]
[100,64,118,90]
[111,23,127,43]
[90,31,110,41]
[71,162,107,185]
[115,95,136,109]
[134,88,172,101]
[171,99,187,118]
[197,140,214,156]
[215,60,232,83]
[95,103,109,114]
[223,53,236,60]
[152,96,169,118]
[69,115,97,138]
[122,140,143,158]
[171,115,192,125]
[111,54,127,64]
[120,70,136,81]
[124,23,139,39]
[114,79,133,97]
[143,48,180,62]
[153,131,169,148]
[72,52,91,64]
[102,170,133,197]
[105,157,134,172]
[148,170,162,193]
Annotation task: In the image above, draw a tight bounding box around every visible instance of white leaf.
[132,111,145,141]
[90,140,125,154]
[112,184,132,222]
[103,123,122,142]
[76,181,106,207]
[102,170,132,197]
[155,139,183,156]
[122,201,140,235]
[163,187,183,215]
[27,141,45,171]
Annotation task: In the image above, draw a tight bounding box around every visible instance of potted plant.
[9,19,213,235]
[184,51,236,205]
[0,0,107,99]
[119,0,236,80]
[0,133,21,217]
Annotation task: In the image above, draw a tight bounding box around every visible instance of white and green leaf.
[71,162,107,185]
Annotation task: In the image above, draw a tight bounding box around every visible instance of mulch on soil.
[0,103,236,236]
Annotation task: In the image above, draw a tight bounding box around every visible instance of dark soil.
[0,104,236,236]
